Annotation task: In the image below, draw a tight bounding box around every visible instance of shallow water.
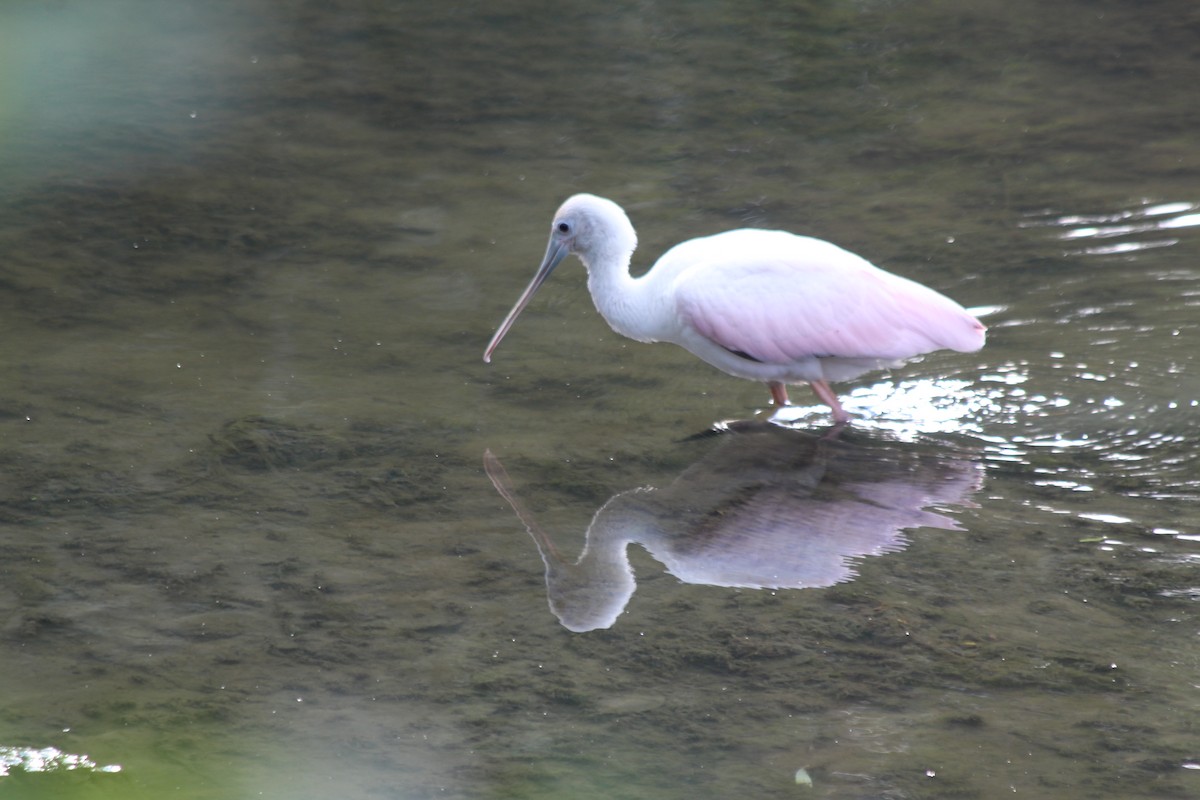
[1,0,1198,798]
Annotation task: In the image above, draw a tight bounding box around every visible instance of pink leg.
[767,381,790,406]
[808,379,850,423]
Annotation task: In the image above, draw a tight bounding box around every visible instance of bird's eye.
[557,221,571,234]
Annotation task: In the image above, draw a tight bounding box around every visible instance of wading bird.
[483,194,985,422]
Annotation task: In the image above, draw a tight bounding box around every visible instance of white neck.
[580,250,668,344]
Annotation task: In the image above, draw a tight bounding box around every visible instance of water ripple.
[1022,200,1200,256]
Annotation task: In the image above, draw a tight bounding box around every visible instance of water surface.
[1,0,1198,798]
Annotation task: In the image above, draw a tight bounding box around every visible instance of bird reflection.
[484,424,983,633]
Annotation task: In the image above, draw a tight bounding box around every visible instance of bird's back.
[657,228,985,365]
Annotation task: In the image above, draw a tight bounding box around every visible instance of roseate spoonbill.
[483,194,986,422]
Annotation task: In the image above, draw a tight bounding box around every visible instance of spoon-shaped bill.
[483,236,571,362]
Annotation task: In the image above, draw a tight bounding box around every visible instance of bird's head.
[548,194,638,270]
[483,193,637,363]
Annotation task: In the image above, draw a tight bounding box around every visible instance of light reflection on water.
[771,377,1000,437]
[0,745,121,776]
[1023,199,1200,256]
[962,192,1200,551]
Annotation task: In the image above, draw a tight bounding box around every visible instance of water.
[1,0,1198,797]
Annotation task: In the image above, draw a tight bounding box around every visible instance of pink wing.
[671,233,984,364]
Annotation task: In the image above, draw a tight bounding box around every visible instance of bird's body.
[484,194,986,422]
